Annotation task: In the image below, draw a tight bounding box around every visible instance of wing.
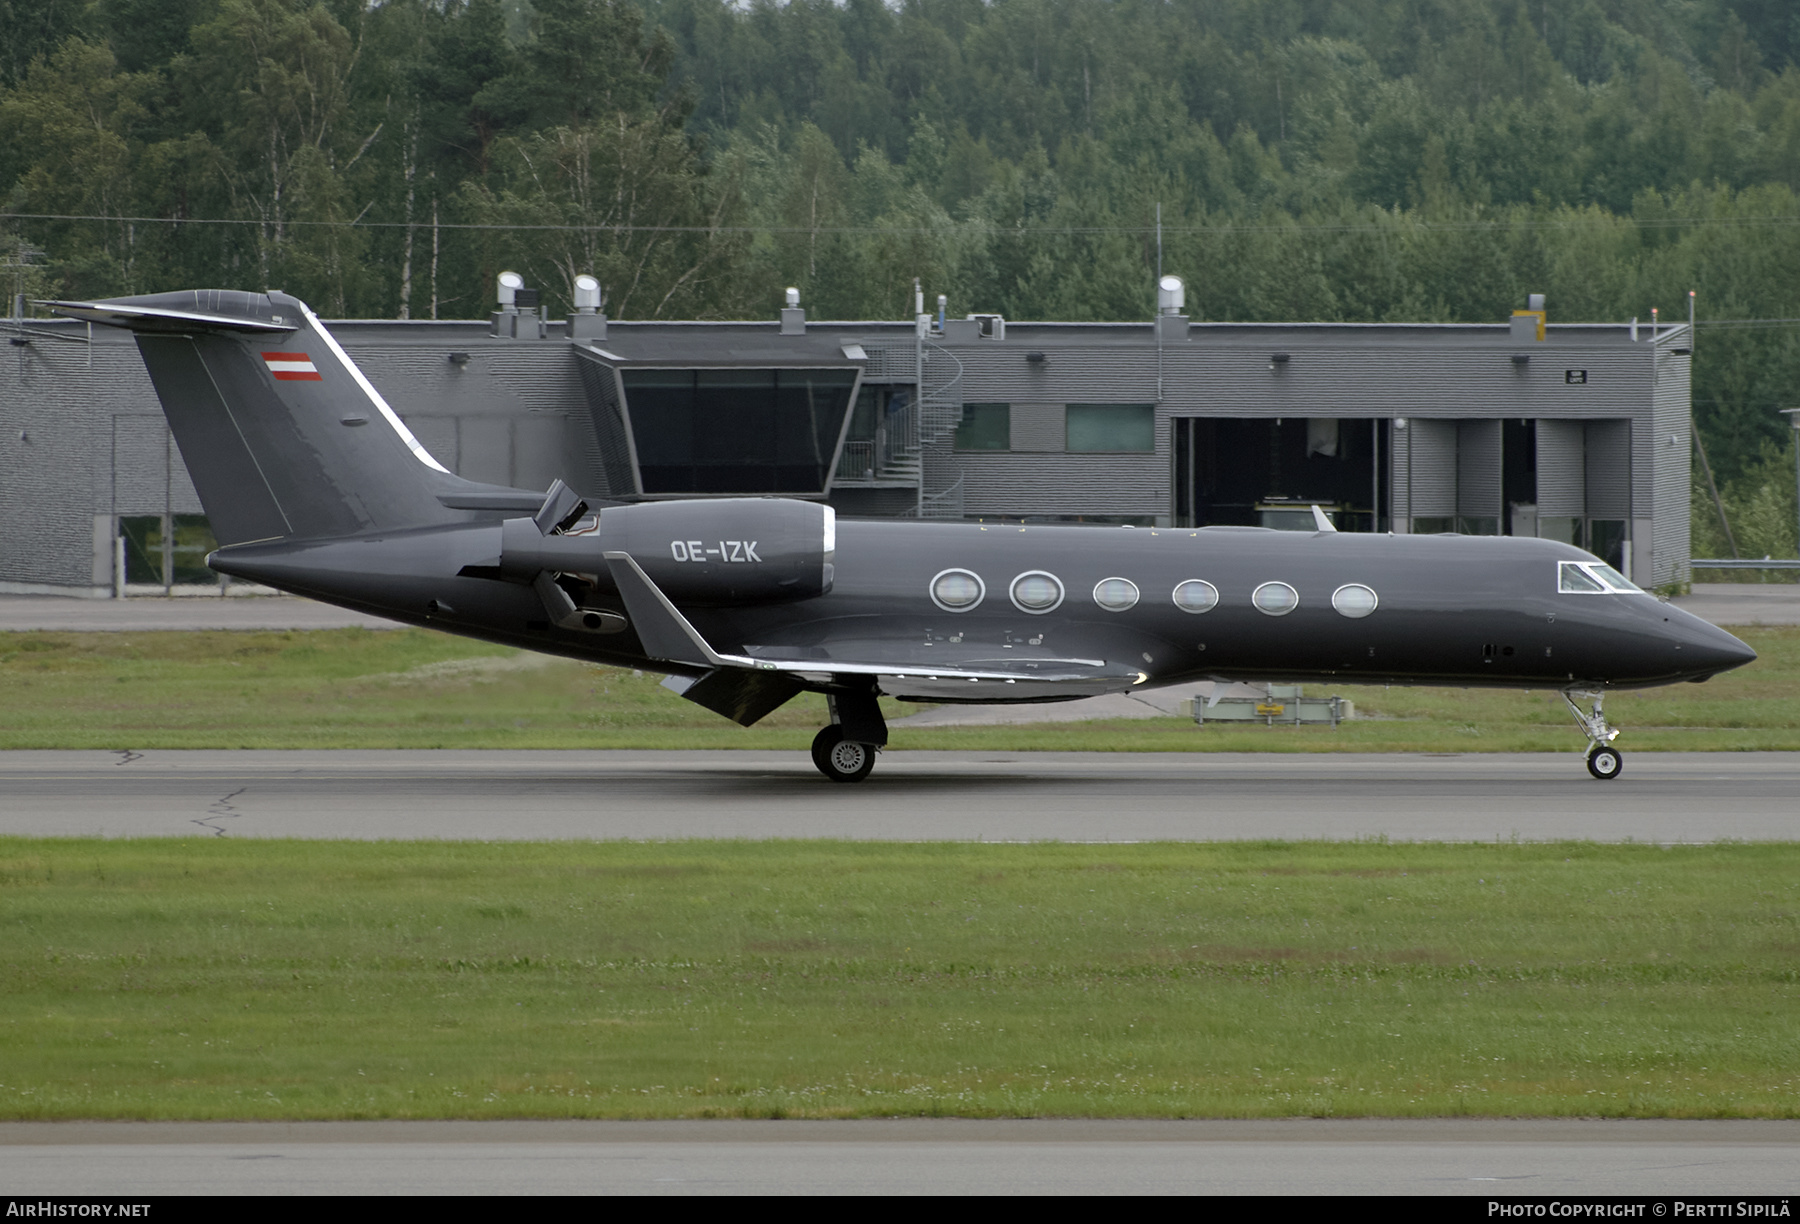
[606,552,1145,720]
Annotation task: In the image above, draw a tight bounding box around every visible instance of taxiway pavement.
[2,749,1794,841]
[3,1119,1796,1195]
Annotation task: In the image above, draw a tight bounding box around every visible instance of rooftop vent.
[1511,293,1546,342]
[1158,275,1186,315]
[570,274,606,341]
[1156,275,1188,340]
[491,272,545,339]
[967,313,1006,341]
[780,287,805,336]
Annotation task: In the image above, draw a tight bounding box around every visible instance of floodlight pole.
[1783,408,1800,563]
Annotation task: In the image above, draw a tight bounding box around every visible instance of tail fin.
[48,289,496,544]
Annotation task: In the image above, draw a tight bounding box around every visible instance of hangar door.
[1390,419,1502,535]
[1536,418,1631,570]
[1172,417,1384,531]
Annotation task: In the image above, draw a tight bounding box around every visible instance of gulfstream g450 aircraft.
[51,290,1756,783]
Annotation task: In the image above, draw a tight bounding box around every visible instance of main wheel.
[1586,745,1623,780]
[811,725,875,783]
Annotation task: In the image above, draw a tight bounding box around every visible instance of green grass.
[2,839,1796,1120]
[1,625,1796,751]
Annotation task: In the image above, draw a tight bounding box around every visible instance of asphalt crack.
[193,786,248,837]
[113,749,143,766]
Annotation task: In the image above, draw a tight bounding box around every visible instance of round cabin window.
[1331,583,1379,618]
[1251,581,1299,616]
[1092,577,1139,612]
[930,568,985,612]
[1172,579,1219,614]
[1010,571,1065,614]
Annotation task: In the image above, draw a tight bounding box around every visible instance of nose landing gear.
[1563,689,1623,780]
[1586,744,1623,779]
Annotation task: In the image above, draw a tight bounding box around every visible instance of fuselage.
[708,521,1753,695]
[211,516,1756,699]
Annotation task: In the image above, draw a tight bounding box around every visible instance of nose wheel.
[1563,689,1623,781]
[1586,745,1623,779]
[811,725,876,783]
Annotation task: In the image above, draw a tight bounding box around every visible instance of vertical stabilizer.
[49,289,468,544]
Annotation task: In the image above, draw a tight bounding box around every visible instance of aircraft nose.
[1672,613,1757,678]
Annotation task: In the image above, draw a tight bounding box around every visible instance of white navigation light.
[1252,581,1299,616]
[1093,577,1139,612]
[497,271,524,307]
[1010,571,1064,613]
[930,568,985,611]
[1172,579,1219,613]
[1331,583,1379,618]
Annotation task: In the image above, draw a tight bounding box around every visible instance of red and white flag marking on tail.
[261,351,323,381]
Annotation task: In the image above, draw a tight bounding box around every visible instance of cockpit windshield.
[1590,563,1645,594]
[1558,560,1647,595]
[1559,563,1606,593]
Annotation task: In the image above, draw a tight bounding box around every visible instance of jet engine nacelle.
[498,497,834,605]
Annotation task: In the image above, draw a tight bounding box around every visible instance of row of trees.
[1,0,746,321]
[3,0,1800,511]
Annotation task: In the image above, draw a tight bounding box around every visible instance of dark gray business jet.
[50,289,1756,783]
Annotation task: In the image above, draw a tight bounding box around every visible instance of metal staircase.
[833,332,966,518]
[899,339,965,518]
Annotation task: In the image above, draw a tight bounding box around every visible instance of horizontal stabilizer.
[44,291,297,334]
[439,490,557,512]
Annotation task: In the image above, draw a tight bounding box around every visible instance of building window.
[955,403,1011,451]
[120,514,218,586]
[840,384,912,480]
[1066,404,1154,453]
[621,367,857,495]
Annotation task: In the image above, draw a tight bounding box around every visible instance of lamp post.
[1783,409,1800,564]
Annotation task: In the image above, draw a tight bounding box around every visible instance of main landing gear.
[812,725,875,783]
[811,686,887,783]
[1562,689,1623,780]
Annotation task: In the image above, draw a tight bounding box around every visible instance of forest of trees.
[2,0,1798,559]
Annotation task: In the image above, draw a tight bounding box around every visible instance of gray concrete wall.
[0,315,1685,593]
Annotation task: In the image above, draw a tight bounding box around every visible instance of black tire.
[811,725,875,783]
[1586,745,1623,780]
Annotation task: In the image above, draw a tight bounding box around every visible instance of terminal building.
[0,278,1693,596]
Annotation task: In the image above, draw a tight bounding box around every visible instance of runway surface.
[3,1119,1797,1195]
[3,749,1796,841]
